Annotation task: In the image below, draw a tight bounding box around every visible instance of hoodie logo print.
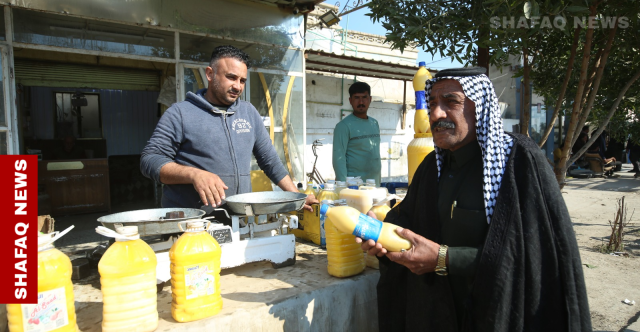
[232,118,252,134]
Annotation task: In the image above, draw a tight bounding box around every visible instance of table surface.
[71,242,380,332]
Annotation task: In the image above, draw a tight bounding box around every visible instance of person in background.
[140,45,316,213]
[360,67,591,331]
[626,137,640,175]
[332,82,382,186]
[52,136,86,160]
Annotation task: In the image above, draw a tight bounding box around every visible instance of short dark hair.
[349,82,371,97]
[209,45,251,69]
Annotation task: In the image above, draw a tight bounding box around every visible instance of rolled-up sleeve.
[140,106,183,183]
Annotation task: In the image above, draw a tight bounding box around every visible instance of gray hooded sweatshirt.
[140,89,289,208]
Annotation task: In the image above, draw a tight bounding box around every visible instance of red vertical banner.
[0,155,38,303]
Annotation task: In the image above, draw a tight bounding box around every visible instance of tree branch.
[568,67,640,165]
[539,26,581,147]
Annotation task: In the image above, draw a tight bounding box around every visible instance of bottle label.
[319,210,327,247]
[21,287,69,332]
[352,214,383,242]
[415,90,426,110]
[184,262,216,300]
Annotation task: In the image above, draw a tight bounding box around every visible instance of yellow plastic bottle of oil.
[408,61,434,185]
[170,220,222,322]
[323,200,366,277]
[317,183,339,202]
[7,231,78,332]
[370,197,392,221]
[339,188,373,214]
[98,226,158,332]
[304,181,316,196]
[320,204,411,252]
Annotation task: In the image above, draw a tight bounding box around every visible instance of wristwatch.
[435,244,448,276]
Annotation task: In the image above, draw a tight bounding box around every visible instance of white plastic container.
[339,189,373,214]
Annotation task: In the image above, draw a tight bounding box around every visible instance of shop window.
[55,92,102,139]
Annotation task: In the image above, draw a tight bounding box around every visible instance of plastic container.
[409,62,434,184]
[7,232,78,332]
[324,200,366,277]
[291,204,322,246]
[407,133,435,184]
[339,188,373,214]
[317,183,339,202]
[304,182,316,196]
[335,181,347,195]
[413,61,432,134]
[320,205,411,252]
[370,197,392,221]
[98,226,158,332]
[170,220,222,322]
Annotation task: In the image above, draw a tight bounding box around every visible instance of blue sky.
[340,7,463,69]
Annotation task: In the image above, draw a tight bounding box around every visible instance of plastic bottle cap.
[337,181,346,186]
[346,177,354,181]
[366,179,376,185]
[187,221,205,230]
[319,204,330,217]
[324,183,334,190]
[297,183,303,189]
[327,180,335,184]
[419,61,426,67]
[116,226,139,236]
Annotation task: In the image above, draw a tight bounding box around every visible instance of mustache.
[433,121,456,129]
[357,104,366,108]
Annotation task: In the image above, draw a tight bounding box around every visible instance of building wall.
[29,87,159,156]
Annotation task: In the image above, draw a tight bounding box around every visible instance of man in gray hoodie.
[141,45,315,211]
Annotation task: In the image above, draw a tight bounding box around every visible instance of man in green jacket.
[332,82,382,186]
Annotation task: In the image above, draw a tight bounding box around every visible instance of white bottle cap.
[115,226,140,240]
[324,183,335,190]
[346,176,354,181]
[187,221,205,230]
[366,179,376,185]
[327,180,335,184]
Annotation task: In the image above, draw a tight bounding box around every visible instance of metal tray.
[97,208,205,236]
[225,191,306,215]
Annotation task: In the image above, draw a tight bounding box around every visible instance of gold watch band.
[435,244,448,276]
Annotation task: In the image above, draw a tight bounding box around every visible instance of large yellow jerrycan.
[7,227,78,332]
[170,220,222,322]
[323,200,366,278]
[97,226,158,332]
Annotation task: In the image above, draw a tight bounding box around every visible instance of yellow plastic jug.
[291,204,322,245]
[324,200,365,277]
[339,189,373,214]
[320,205,411,252]
[408,133,435,184]
[7,231,78,332]
[317,183,339,202]
[370,199,392,221]
[98,226,158,332]
[170,220,222,322]
[304,182,316,196]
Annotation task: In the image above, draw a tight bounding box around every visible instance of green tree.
[368,0,640,186]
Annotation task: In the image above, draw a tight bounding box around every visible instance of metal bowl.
[224,191,307,215]
[97,208,205,236]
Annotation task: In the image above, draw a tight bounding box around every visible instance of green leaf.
[566,6,588,13]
